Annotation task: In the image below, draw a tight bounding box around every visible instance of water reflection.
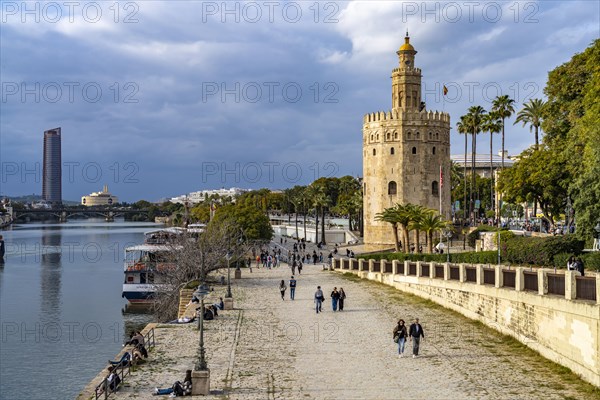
[40,228,62,330]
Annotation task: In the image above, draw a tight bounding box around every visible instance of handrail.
[94,327,155,400]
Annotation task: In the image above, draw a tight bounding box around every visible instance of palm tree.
[514,98,545,150]
[456,115,471,223]
[481,112,502,215]
[407,203,427,251]
[375,207,401,252]
[491,95,515,171]
[394,203,412,252]
[466,105,486,222]
[420,210,448,253]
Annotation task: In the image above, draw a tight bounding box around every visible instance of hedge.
[500,235,584,266]
[358,251,498,264]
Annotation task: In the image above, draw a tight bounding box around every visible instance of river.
[0,220,160,400]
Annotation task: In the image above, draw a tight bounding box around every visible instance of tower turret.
[391,31,422,111]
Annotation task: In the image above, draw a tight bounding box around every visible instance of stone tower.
[362,33,451,246]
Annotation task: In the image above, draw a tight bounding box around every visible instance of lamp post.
[225,252,232,298]
[193,284,210,371]
[442,229,453,263]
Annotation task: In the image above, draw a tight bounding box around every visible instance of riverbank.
[79,263,599,399]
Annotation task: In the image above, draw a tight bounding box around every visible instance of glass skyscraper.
[42,128,62,205]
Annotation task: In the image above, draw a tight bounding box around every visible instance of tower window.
[436,132,439,140]
[432,146,436,155]
[429,132,432,140]
[432,181,439,196]
[412,147,417,154]
[416,132,420,139]
[386,132,390,140]
[370,134,373,141]
[394,132,398,139]
[390,148,395,155]
[407,132,411,139]
[388,181,397,195]
[373,149,376,156]
[377,134,379,140]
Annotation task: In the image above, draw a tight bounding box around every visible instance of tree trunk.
[315,208,319,244]
[393,224,400,252]
[295,212,299,239]
[490,131,494,216]
[303,212,307,240]
[463,133,468,224]
[321,207,326,245]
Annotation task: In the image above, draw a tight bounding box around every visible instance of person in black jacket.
[408,318,425,358]
[393,319,408,357]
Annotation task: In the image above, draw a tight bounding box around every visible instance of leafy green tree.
[419,211,448,254]
[210,200,273,241]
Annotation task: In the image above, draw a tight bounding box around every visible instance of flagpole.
[439,164,443,216]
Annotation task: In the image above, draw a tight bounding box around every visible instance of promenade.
[111,262,597,399]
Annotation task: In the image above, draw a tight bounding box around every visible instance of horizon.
[1,1,598,202]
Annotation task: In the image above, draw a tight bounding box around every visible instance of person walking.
[314,286,323,314]
[279,280,287,300]
[409,318,425,358]
[330,287,340,312]
[338,288,346,311]
[289,276,297,300]
[393,319,408,357]
[297,261,303,274]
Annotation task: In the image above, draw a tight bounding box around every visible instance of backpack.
[172,381,184,396]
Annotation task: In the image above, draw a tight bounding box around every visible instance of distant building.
[42,128,62,206]
[82,185,118,206]
[170,187,249,204]
[450,151,515,178]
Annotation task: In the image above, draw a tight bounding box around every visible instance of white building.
[170,187,249,204]
[82,185,118,206]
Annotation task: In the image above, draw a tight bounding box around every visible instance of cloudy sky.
[1,0,598,202]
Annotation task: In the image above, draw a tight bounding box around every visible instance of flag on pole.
[440,165,444,188]
[443,85,448,96]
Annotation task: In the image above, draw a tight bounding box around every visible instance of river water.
[0,220,160,400]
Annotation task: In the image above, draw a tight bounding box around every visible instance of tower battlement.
[363,109,450,124]
[392,67,421,74]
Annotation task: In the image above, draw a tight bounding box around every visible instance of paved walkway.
[112,263,597,399]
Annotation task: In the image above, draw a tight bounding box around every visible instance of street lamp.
[225,252,232,298]
[193,283,210,371]
[442,229,453,263]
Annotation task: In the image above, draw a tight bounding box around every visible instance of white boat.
[121,243,180,303]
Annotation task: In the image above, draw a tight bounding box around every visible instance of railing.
[576,276,596,301]
[502,270,516,289]
[449,264,460,280]
[397,262,405,275]
[373,260,381,273]
[408,262,417,276]
[335,259,597,304]
[465,267,477,283]
[483,267,495,285]
[95,328,155,400]
[434,264,444,278]
[383,261,393,274]
[548,274,565,296]
[523,271,538,292]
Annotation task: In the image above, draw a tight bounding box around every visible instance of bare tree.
[152,221,252,321]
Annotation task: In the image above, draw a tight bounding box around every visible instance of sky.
[1,0,598,202]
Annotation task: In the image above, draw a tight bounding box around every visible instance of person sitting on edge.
[107,366,121,392]
[154,370,192,396]
[109,352,131,367]
[203,306,214,321]
[215,297,224,310]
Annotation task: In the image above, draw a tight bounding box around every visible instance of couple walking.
[314,286,346,313]
[393,318,424,358]
[279,276,297,300]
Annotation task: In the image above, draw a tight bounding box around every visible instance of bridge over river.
[12,207,149,222]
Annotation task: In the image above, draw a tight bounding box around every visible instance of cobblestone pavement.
[113,263,597,400]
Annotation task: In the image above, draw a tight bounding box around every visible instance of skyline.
[1,1,598,202]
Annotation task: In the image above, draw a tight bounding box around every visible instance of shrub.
[581,252,600,271]
[358,251,497,264]
[502,235,584,266]
[552,253,571,269]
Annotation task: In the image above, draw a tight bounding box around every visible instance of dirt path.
[112,263,598,399]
